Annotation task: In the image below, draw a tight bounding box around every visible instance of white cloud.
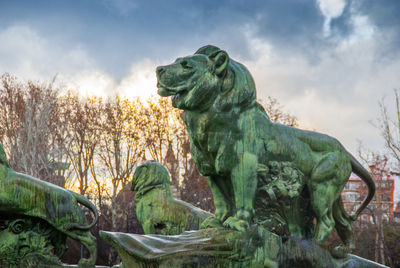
[63,60,159,99]
[241,27,400,155]
[317,0,347,18]
[63,70,115,97]
[60,61,160,99]
[0,25,94,81]
[116,59,158,99]
[0,24,159,99]
[316,0,377,41]
[317,0,347,36]
[345,14,376,44]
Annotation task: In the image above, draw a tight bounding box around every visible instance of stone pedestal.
[100,226,388,268]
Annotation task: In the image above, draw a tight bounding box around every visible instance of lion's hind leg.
[310,185,336,244]
[310,152,351,245]
[65,230,97,268]
[332,196,355,257]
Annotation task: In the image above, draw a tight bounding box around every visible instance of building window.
[381,194,391,202]
[349,182,359,190]
[343,192,360,202]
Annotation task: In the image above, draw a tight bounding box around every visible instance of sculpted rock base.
[100,226,387,268]
[0,216,64,268]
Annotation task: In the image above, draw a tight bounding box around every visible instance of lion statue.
[156,45,375,256]
[0,143,98,267]
[132,160,213,235]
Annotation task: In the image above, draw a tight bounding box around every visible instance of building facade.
[342,174,396,224]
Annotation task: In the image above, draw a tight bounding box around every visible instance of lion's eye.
[180,60,192,69]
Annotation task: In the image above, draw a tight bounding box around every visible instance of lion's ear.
[210,50,229,77]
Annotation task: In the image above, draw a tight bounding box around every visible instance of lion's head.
[131,161,172,194]
[156,45,257,111]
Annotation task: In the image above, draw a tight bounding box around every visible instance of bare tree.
[358,148,392,265]
[259,96,298,127]
[141,97,173,163]
[378,89,400,170]
[62,93,102,195]
[0,73,65,184]
[97,95,146,229]
[140,97,183,189]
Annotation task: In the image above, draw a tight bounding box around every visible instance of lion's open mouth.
[157,85,176,97]
[157,82,188,97]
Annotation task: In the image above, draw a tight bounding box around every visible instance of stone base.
[100,226,388,268]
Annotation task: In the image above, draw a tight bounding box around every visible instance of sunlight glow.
[62,60,159,100]
[117,60,158,99]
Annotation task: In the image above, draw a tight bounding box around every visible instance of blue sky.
[1,0,400,156]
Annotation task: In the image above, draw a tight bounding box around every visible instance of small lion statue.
[156,45,375,256]
[131,160,213,235]
[0,143,98,267]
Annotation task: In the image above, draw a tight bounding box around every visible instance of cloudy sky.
[1,0,400,156]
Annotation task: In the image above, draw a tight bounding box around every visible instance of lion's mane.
[195,45,258,112]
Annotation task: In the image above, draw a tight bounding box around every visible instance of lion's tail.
[350,155,376,221]
[65,192,99,231]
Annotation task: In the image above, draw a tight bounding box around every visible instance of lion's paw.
[331,244,350,259]
[223,216,249,232]
[78,258,96,268]
[200,216,223,229]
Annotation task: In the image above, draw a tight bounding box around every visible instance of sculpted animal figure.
[0,143,98,267]
[132,160,213,235]
[156,45,375,256]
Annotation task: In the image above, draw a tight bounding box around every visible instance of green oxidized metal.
[132,160,213,235]
[0,142,98,268]
[100,45,385,268]
[156,45,375,256]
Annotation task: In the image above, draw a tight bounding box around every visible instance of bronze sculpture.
[132,160,213,235]
[156,45,375,257]
[0,143,98,267]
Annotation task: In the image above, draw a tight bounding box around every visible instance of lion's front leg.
[201,175,233,229]
[223,152,258,232]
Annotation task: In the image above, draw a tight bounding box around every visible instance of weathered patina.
[100,46,385,268]
[132,160,213,235]
[100,226,388,268]
[156,45,376,256]
[0,143,98,267]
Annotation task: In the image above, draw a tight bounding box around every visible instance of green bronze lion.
[0,143,98,267]
[156,45,375,256]
[132,160,213,235]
